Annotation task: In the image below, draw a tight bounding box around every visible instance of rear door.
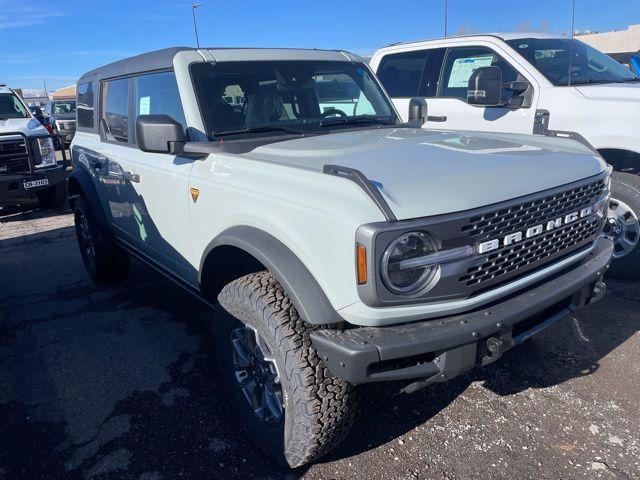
[376,48,446,122]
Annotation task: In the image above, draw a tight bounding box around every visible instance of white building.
[577,24,640,63]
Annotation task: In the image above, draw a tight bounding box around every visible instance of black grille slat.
[461,180,606,241]
[0,139,29,174]
[458,178,606,288]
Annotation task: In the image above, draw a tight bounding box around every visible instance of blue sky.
[1,0,639,91]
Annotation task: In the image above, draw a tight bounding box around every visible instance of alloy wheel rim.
[79,214,96,268]
[606,198,640,259]
[230,324,284,425]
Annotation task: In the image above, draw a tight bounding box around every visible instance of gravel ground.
[1,201,639,480]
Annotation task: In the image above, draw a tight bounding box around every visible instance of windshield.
[506,38,638,86]
[0,93,30,119]
[191,61,398,137]
[52,101,76,114]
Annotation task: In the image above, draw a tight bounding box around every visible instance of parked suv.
[45,99,77,147]
[371,34,640,277]
[70,47,613,468]
[0,84,68,208]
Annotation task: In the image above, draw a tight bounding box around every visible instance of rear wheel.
[36,181,67,209]
[74,196,130,285]
[215,271,355,468]
[606,172,640,279]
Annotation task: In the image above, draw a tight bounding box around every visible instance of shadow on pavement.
[0,217,638,479]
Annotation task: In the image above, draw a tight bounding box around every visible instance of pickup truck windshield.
[52,101,76,115]
[506,38,638,86]
[191,61,398,137]
[0,93,29,119]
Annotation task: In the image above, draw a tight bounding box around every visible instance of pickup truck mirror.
[467,66,502,107]
[136,114,185,154]
[408,97,427,125]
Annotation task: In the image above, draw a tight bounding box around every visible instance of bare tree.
[517,21,531,32]
[455,25,473,35]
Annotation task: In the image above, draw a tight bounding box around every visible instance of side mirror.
[467,66,502,107]
[408,97,427,125]
[136,114,185,154]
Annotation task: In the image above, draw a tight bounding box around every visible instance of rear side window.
[77,82,95,129]
[377,50,427,97]
[440,47,520,100]
[101,78,129,143]
[133,71,186,135]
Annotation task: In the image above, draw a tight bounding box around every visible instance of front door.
[423,46,538,134]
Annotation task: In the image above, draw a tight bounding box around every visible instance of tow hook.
[481,337,504,366]
[591,281,606,304]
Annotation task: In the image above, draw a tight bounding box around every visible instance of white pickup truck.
[371,33,640,277]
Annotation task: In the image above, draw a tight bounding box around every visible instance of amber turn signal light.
[356,244,367,285]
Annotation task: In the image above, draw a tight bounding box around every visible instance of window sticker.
[447,55,494,88]
[139,96,151,115]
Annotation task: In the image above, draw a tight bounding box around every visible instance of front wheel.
[606,172,640,279]
[215,272,355,468]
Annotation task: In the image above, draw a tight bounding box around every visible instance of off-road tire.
[608,172,640,280]
[36,181,67,209]
[215,271,355,468]
[73,196,130,285]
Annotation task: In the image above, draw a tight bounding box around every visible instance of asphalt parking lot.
[1,201,639,480]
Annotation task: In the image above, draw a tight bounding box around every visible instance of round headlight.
[381,231,439,295]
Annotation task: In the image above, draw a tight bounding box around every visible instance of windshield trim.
[190,59,401,140]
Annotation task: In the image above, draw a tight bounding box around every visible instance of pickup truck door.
[96,73,196,283]
[423,46,538,134]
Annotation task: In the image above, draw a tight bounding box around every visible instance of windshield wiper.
[214,124,305,138]
[620,77,640,83]
[319,115,395,128]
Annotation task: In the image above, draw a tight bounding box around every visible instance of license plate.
[23,178,49,189]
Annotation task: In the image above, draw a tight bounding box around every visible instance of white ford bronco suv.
[70,47,613,467]
[0,84,68,208]
[371,34,640,277]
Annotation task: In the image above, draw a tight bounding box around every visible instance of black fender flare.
[67,166,111,232]
[201,226,343,325]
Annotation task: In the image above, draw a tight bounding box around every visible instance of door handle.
[427,115,448,122]
[123,171,140,183]
[88,157,105,169]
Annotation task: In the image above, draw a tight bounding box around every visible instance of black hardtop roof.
[77,46,362,85]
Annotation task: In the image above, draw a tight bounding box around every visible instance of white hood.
[575,82,640,102]
[244,128,606,220]
[0,117,49,138]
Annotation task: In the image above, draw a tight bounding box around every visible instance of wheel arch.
[199,226,342,325]
[597,148,640,175]
[67,167,110,231]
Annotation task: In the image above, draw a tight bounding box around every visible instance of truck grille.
[459,178,607,288]
[0,138,30,174]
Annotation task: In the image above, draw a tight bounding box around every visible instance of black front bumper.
[0,165,67,200]
[311,237,613,387]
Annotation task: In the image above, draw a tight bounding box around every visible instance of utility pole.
[192,3,202,48]
[444,0,448,37]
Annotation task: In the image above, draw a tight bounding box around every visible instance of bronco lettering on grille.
[477,202,601,254]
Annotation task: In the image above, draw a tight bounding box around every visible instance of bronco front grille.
[461,179,606,240]
[458,178,607,288]
[0,138,30,174]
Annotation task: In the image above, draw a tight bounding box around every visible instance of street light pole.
[192,3,202,49]
[444,0,448,37]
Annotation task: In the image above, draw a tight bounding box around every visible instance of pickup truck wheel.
[216,272,355,468]
[606,172,640,279]
[36,181,67,209]
[73,196,130,285]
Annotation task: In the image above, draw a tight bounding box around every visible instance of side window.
[133,71,187,137]
[377,50,427,98]
[439,47,520,101]
[77,82,95,129]
[101,78,129,143]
